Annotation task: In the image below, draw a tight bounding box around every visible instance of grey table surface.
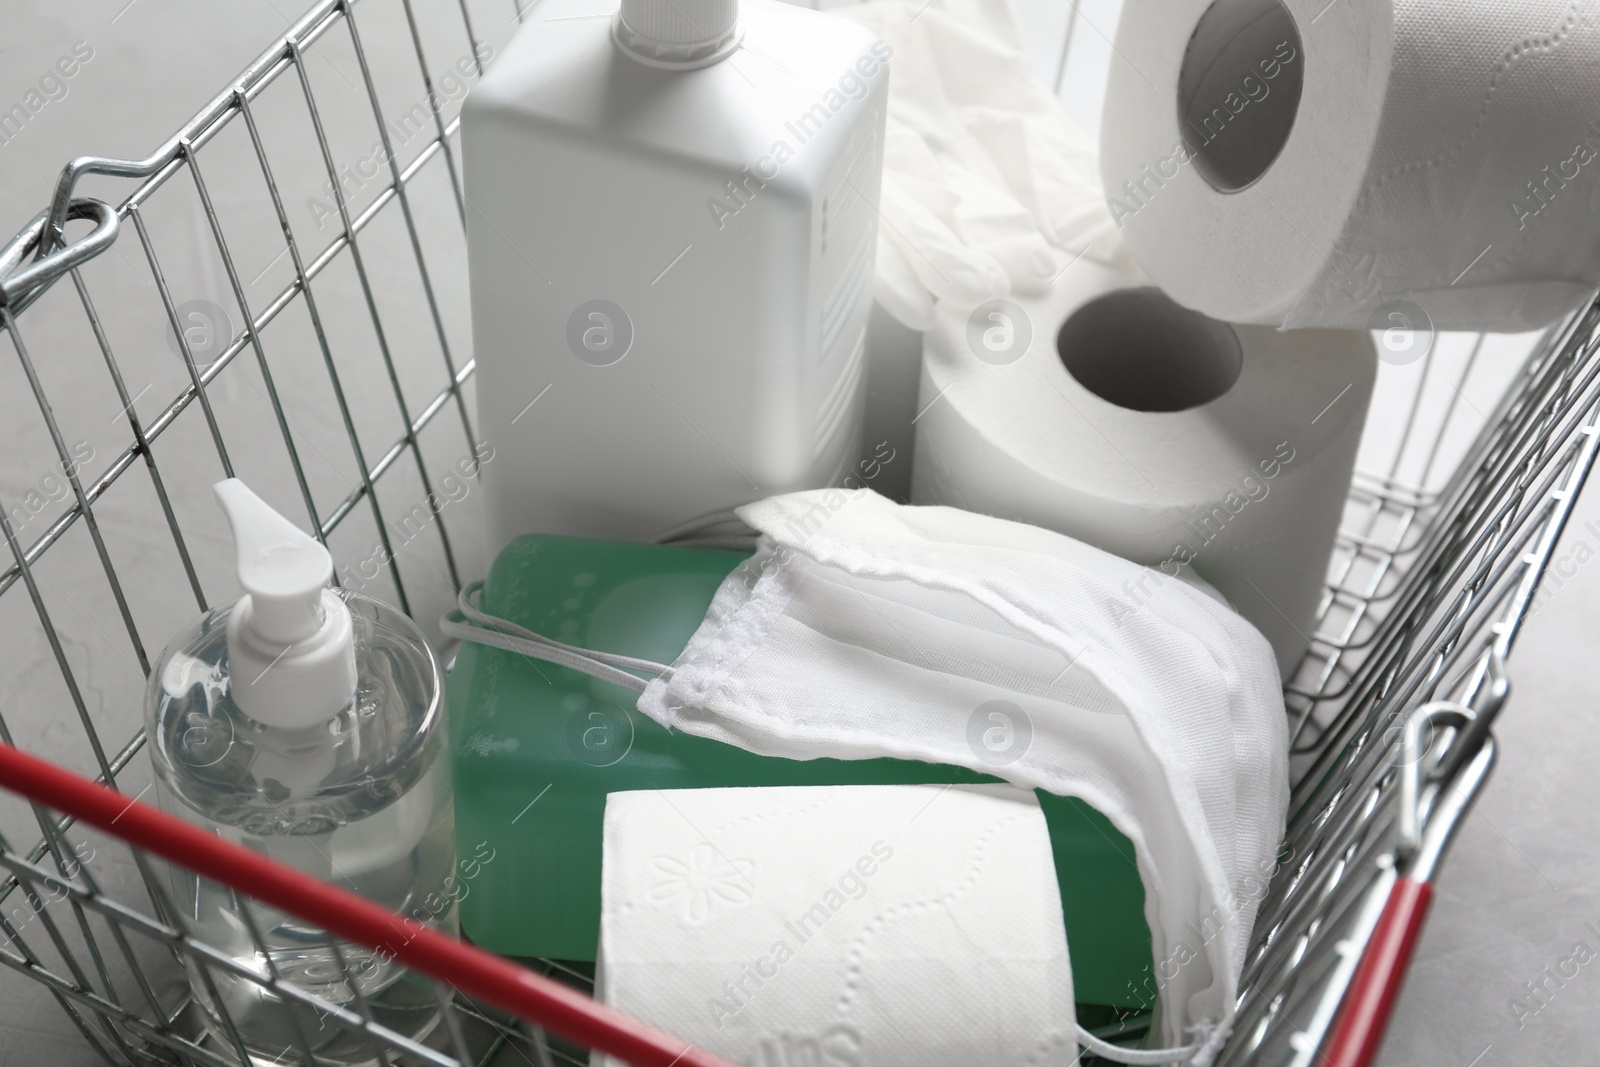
[0,1,1595,1065]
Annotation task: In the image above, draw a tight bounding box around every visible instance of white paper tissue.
[1102,0,1600,332]
[596,784,1078,1067]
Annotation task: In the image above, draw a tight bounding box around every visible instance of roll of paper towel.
[596,784,1077,1067]
[911,259,1375,674]
[1101,0,1600,332]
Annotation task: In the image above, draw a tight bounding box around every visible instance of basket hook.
[1,138,202,310]
[0,198,120,311]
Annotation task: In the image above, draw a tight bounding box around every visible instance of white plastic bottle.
[463,0,888,542]
[146,480,455,1064]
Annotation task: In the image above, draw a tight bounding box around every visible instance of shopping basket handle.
[1320,876,1434,1067]
[0,740,739,1067]
[1322,695,1499,1067]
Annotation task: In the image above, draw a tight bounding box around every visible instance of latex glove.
[836,0,1133,329]
[876,145,1010,330]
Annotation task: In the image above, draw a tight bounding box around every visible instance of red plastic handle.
[1322,876,1435,1067]
[0,740,738,1067]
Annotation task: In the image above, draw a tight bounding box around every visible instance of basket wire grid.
[0,0,1596,1065]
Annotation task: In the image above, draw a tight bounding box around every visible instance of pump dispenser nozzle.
[215,479,357,728]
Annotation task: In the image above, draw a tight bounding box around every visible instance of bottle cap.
[614,0,742,69]
[215,479,357,729]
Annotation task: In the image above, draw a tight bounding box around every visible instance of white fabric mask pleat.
[446,490,1289,1065]
[635,491,1288,1063]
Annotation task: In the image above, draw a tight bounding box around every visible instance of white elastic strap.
[664,535,762,550]
[441,582,671,694]
[455,582,671,675]
[1077,1024,1203,1065]
[651,507,757,546]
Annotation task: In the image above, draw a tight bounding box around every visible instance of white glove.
[837,0,1134,330]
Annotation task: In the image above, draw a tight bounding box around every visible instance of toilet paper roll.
[862,302,923,503]
[911,258,1375,674]
[1101,0,1600,332]
[596,784,1077,1067]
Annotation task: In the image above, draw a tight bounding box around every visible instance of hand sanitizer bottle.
[146,480,455,1065]
[464,0,889,543]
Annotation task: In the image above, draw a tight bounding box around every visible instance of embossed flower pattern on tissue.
[647,844,753,923]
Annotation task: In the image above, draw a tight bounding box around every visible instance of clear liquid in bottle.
[146,482,456,1065]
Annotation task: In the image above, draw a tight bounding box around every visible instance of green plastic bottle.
[448,534,1153,1009]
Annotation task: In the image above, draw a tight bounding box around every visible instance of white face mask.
[446,489,1289,1065]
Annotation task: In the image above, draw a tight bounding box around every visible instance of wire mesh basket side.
[0,0,528,1062]
[1218,306,1600,1066]
[0,0,1597,1065]
[0,746,613,1067]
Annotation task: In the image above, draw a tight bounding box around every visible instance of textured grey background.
[0,1,1594,1065]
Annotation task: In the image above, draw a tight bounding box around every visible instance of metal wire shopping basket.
[1,1,1597,1065]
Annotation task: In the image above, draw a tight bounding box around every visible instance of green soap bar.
[448,534,1153,1008]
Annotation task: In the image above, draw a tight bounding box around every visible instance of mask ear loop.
[441,582,672,694]
[652,507,760,550]
[442,510,756,681]
[1077,1025,1204,1065]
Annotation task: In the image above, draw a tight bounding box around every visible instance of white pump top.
[614,0,741,69]
[216,479,358,729]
